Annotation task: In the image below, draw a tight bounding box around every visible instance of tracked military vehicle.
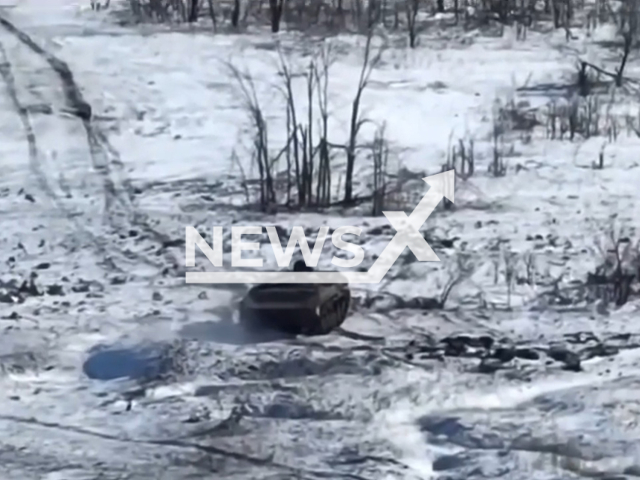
[238,261,351,336]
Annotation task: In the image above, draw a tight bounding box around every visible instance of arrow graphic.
[185,169,454,284]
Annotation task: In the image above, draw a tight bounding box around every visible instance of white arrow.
[356,169,455,283]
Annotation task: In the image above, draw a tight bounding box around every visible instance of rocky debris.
[109,275,127,285]
[354,292,445,312]
[46,284,64,296]
[432,452,470,472]
[0,273,72,303]
[183,404,212,424]
[240,392,344,421]
[0,290,21,304]
[70,278,104,294]
[547,346,581,371]
[215,348,390,382]
[158,237,184,253]
[478,357,504,373]
[0,276,35,304]
[396,330,640,375]
[514,347,539,360]
[364,225,458,248]
[582,343,618,359]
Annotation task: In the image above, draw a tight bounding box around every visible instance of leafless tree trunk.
[344,30,384,204]
[406,0,421,48]
[315,46,333,206]
[276,46,334,207]
[371,123,389,216]
[615,0,638,86]
[188,0,199,21]
[232,0,240,27]
[277,51,303,204]
[226,62,276,210]
[206,0,217,31]
[367,0,381,27]
[269,0,285,32]
[128,0,141,18]
[304,60,316,203]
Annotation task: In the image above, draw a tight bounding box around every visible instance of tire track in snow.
[0,13,180,275]
[0,38,124,273]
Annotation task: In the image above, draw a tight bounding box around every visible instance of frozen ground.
[2,0,640,478]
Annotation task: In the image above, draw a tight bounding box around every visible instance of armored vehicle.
[238,261,351,336]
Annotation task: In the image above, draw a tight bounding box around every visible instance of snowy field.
[2,0,640,478]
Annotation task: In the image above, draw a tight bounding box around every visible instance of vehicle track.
[0,39,124,272]
[0,13,180,277]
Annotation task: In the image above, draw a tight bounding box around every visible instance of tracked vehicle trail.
[0,13,180,277]
[0,40,124,272]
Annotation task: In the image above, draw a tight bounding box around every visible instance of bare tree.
[314,45,334,207]
[276,51,303,204]
[277,44,335,207]
[615,0,639,86]
[371,122,390,215]
[188,0,199,22]
[269,0,285,32]
[225,62,276,209]
[579,0,640,87]
[232,0,240,27]
[206,0,217,31]
[406,0,421,48]
[343,29,384,204]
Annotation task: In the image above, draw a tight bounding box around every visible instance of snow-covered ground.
[2,0,640,478]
